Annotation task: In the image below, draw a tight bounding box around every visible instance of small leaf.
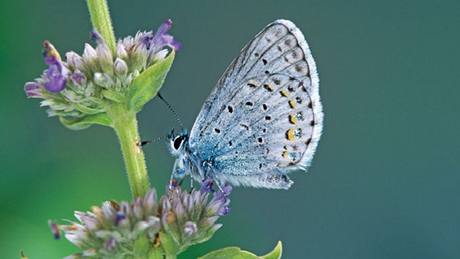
[148,247,164,259]
[198,247,258,259]
[159,231,180,257]
[59,113,112,130]
[261,241,283,259]
[199,241,283,259]
[133,235,150,256]
[102,89,125,103]
[74,103,104,115]
[128,51,175,112]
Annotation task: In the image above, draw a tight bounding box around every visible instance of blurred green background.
[1,0,459,258]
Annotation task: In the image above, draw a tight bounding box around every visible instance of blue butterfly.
[168,19,323,189]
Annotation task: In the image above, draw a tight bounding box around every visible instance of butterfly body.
[168,19,323,189]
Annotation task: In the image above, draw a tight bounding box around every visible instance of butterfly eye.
[173,136,184,150]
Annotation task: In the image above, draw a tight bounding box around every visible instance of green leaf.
[59,113,112,130]
[74,103,104,115]
[159,232,180,257]
[261,241,283,259]
[199,241,283,259]
[133,235,150,256]
[198,247,258,259]
[128,51,175,112]
[148,247,164,259]
[102,89,125,103]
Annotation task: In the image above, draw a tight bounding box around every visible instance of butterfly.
[168,19,323,189]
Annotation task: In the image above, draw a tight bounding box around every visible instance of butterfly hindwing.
[189,20,322,189]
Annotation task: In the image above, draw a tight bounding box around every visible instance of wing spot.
[273,78,281,85]
[296,111,305,121]
[289,152,299,162]
[294,63,308,74]
[279,90,289,97]
[308,102,313,109]
[263,84,274,92]
[262,128,267,133]
[306,138,312,145]
[288,99,297,109]
[257,137,263,143]
[287,85,295,92]
[254,52,260,57]
[214,128,221,134]
[229,141,233,147]
[265,115,271,121]
[295,128,303,138]
[296,96,303,104]
[240,124,249,130]
[289,114,297,124]
[264,70,270,75]
[245,101,253,107]
[227,105,234,113]
[247,80,259,88]
[286,129,295,141]
[291,50,299,59]
[310,120,315,126]
[259,163,263,169]
[282,150,289,158]
[262,59,268,65]
[262,104,268,111]
[277,45,283,52]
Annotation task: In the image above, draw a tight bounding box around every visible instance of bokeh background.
[1,0,459,258]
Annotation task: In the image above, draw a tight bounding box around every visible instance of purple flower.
[48,220,61,240]
[24,82,41,97]
[70,70,86,86]
[184,221,198,237]
[200,178,214,193]
[42,41,68,92]
[142,19,181,53]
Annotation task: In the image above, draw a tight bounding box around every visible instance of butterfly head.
[167,128,189,157]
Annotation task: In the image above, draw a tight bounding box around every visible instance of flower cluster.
[50,182,231,258]
[25,19,179,127]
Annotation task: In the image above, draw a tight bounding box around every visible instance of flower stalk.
[107,103,149,197]
[86,0,116,53]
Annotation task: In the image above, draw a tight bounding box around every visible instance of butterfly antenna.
[137,136,164,147]
[157,92,184,128]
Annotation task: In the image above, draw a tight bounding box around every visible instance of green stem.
[107,104,150,197]
[86,0,117,53]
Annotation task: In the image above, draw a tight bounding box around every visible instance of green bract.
[199,241,283,259]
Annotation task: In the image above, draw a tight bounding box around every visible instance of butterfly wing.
[189,19,323,189]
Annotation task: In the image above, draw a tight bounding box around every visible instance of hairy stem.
[86,0,117,53]
[107,104,150,197]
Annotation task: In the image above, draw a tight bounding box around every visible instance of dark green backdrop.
[1,0,459,258]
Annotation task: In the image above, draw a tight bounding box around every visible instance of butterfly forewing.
[189,20,323,189]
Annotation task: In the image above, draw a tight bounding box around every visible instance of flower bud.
[24,82,42,98]
[116,43,128,60]
[114,58,128,76]
[71,70,87,86]
[93,72,112,88]
[96,44,113,74]
[83,43,97,60]
[66,51,84,70]
[183,221,198,237]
